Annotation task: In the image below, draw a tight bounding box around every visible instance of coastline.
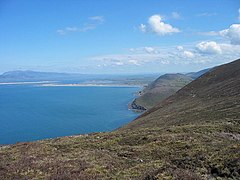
[0,81,144,88]
[36,83,142,88]
[128,89,147,112]
[0,80,146,112]
[128,99,147,112]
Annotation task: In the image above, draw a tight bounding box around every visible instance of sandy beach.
[37,83,141,88]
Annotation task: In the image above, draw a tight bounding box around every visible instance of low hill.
[0,59,239,179]
[131,68,210,110]
[131,73,193,110]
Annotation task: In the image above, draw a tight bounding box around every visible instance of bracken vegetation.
[0,123,239,179]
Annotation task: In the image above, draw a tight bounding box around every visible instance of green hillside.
[131,73,193,110]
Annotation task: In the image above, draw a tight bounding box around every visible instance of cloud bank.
[220,24,240,45]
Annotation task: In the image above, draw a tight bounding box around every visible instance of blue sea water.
[0,85,139,144]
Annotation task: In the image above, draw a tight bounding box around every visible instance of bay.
[0,85,139,144]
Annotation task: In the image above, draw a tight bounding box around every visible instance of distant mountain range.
[0,69,209,83]
[1,70,68,78]
[0,70,159,85]
[0,70,84,82]
[131,68,211,110]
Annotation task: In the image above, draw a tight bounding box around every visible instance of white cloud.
[160,59,170,64]
[176,45,195,58]
[198,31,219,36]
[171,12,181,19]
[90,42,240,72]
[91,53,167,67]
[139,24,146,32]
[183,50,195,58]
[89,16,104,23]
[115,62,124,66]
[176,46,184,51]
[129,59,141,65]
[129,48,135,52]
[197,12,217,17]
[128,47,158,54]
[198,23,240,45]
[65,27,78,32]
[148,15,180,35]
[57,26,95,35]
[57,16,104,35]
[144,47,157,54]
[57,27,81,35]
[196,41,222,54]
[56,29,66,35]
[140,14,180,35]
[217,43,240,55]
[220,24,240,45]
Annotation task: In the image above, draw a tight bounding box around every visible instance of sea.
[0,84,139,144]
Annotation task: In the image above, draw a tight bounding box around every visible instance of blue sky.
[0,0,240,74]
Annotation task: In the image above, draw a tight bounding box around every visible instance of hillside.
[124,59,240,130]
[131,73,193,110]
[131,68,210,110]
[0,59,239,179]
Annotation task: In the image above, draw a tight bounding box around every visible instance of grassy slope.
[0,59,240,179]
[133,74,193,109]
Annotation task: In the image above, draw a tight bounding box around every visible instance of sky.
[0,0,240,74]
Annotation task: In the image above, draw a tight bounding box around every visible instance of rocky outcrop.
[129,99,146,111]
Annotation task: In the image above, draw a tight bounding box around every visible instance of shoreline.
[36,83,142,88]
[128,99,147,112]
[0,82,143,88]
